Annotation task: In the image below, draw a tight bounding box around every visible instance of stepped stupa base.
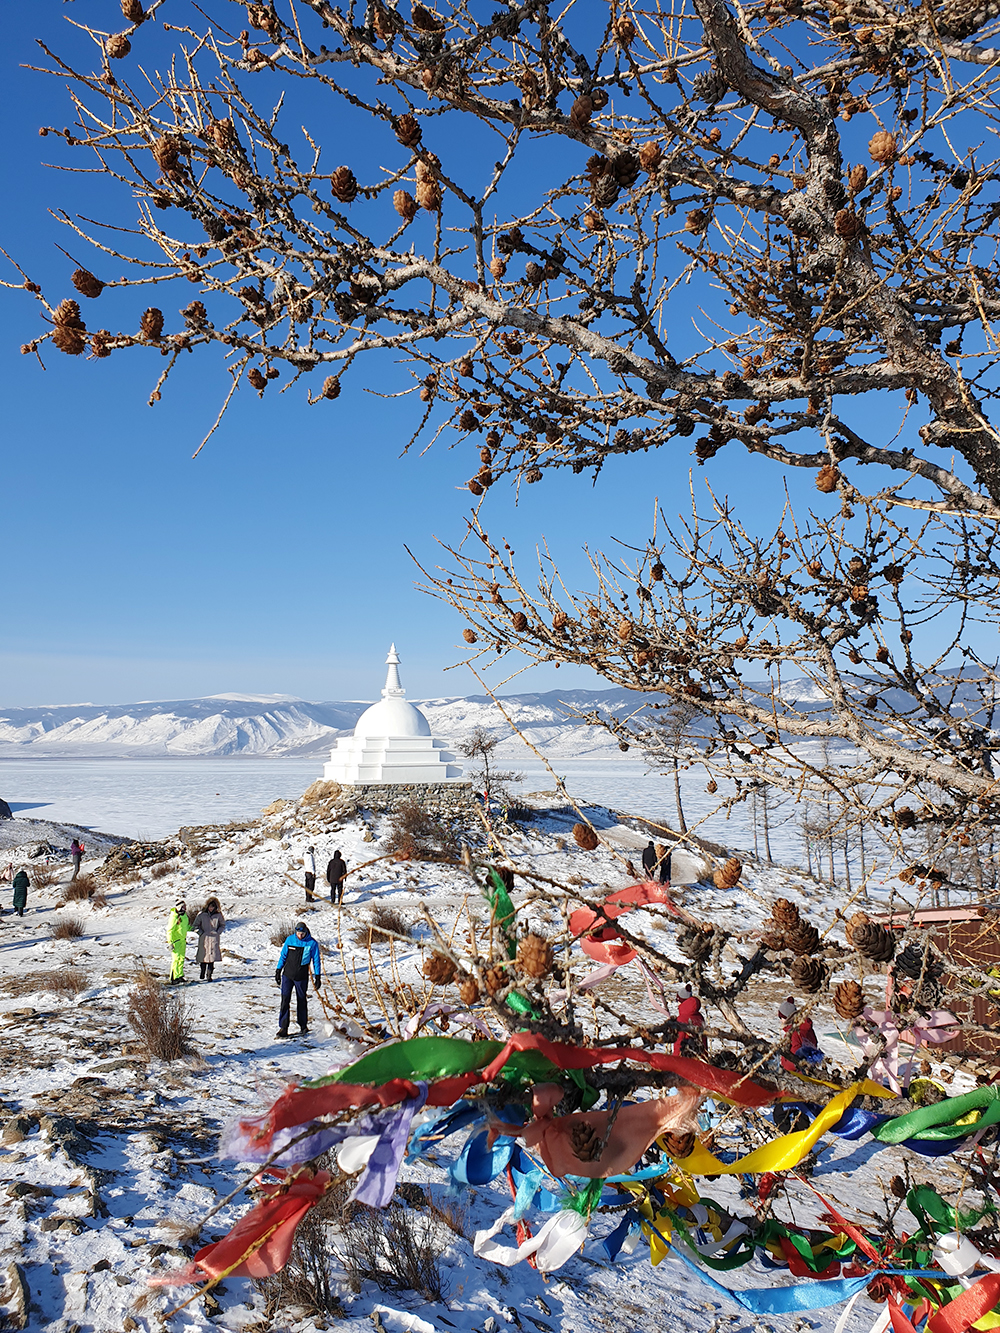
[341,781,474,816]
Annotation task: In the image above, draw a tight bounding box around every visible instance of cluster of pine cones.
[422,931,556,1004]
[761,898,820,955]
[760,899,829,992]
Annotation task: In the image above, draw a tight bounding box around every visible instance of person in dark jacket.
[12,869,29,917]
[641,841,657,879]
[69,839,84,881]
[326,851,347,905]
[656,841,672,884]
[193,897,225,981]
[275,922,322,1037]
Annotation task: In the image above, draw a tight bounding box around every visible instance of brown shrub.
[150,859,182,880]
[352,904,413,947]
[127,968,194,1061]
[383,800,462,863]
[270,920,297,948]
[46,966,89,997]
[342,1199,444,1300]
[61,874,98,901]
[31,865,60,890]
[51,917,85,940]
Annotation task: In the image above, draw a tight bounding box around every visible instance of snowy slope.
[0,792,976,1333]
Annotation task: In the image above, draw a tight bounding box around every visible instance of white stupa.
[323,645,463,785]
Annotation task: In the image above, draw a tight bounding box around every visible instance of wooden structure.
[882,905,1000,1063]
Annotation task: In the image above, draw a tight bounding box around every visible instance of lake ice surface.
[0,755,803,859]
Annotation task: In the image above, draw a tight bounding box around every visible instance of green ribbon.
[302,1035,594,1098]
[872,1083,1000,1143]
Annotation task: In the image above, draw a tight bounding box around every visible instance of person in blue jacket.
[275,921,322,1038]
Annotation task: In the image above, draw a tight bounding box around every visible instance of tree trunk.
[672,756,687,834]
[762,786,772,863]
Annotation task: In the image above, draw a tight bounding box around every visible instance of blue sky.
[0,5,971,708]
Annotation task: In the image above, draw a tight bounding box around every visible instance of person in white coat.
[303,845,317,901]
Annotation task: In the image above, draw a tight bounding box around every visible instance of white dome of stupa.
[323,645,463,785]
[352,646,432,740]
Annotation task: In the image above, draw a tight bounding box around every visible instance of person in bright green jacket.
[167,899,190,984]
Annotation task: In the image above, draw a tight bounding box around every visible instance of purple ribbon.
[351,1082,429,1207]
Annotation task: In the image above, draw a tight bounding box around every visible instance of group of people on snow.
[166,898,226,983]
[302,846,347,903]
[164,896,324,1039]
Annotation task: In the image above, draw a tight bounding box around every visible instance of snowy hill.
[0,689,656,760]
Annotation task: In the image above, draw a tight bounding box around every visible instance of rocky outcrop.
[0,799,12,820]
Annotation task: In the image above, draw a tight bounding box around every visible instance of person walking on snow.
[193,897,225,981]
[167,899,190,984]
[69,839,84,881]
[673,983,706,1057]
[275,921,322,1037]
[303,846,317,902]
[778,997,822,1071]
[12,868,29,917]
[641,841,657,879]
[326,850,347,905]
[656,841,672,885]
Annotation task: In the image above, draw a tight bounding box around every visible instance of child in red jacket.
[674,984,707,1057]
[778,997,821,1071]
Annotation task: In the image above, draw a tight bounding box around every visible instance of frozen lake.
[0,755,798,859]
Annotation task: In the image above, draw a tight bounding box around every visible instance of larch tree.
[8,0,1000,876]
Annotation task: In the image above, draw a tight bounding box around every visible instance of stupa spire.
[382,643,404,698]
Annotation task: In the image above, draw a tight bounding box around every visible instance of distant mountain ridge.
[0,689,656,759]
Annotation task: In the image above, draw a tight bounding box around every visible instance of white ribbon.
[473,1207,588,1272]
[336,1134,380,1174]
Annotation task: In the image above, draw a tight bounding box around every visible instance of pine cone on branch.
[573,822,599,851]
[457,973,480,1005]
[785,922,821,955]
[483,964,507,996]
[107,33,132,58]
[790,956,828,993]
[713,857,742,890]
[53,299,85,328]
[71,269,104,299]
[772,898,800,930]
[853,922,896,963]
[679,926,715,962]
[833,980,864,1019]
[331,166,358,203]
[760,927,786,950]
[895,942,944,981]
[662,1130,696,1159]
[140,307,164,340]
[518,932,554,978]
[423,952,457,985]
[570,1122,602,1161]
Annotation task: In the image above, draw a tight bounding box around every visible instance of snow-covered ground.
[0,792,979,1333]
[0,757,813,868]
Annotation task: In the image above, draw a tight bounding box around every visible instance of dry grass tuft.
[90,891,108,910]
[342,1199,444,1300]
[127,968,195,1061]
[46,966,89,997]
[150,859,182,880]
[269,920,296,947]
[352,904,413,948]
[31,865,60,890]
[51,917,85,940]
[61,874,97,902]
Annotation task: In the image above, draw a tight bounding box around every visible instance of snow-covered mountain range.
[0,689,653,759]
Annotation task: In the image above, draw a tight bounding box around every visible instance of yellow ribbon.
[671,1080,894,1176]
